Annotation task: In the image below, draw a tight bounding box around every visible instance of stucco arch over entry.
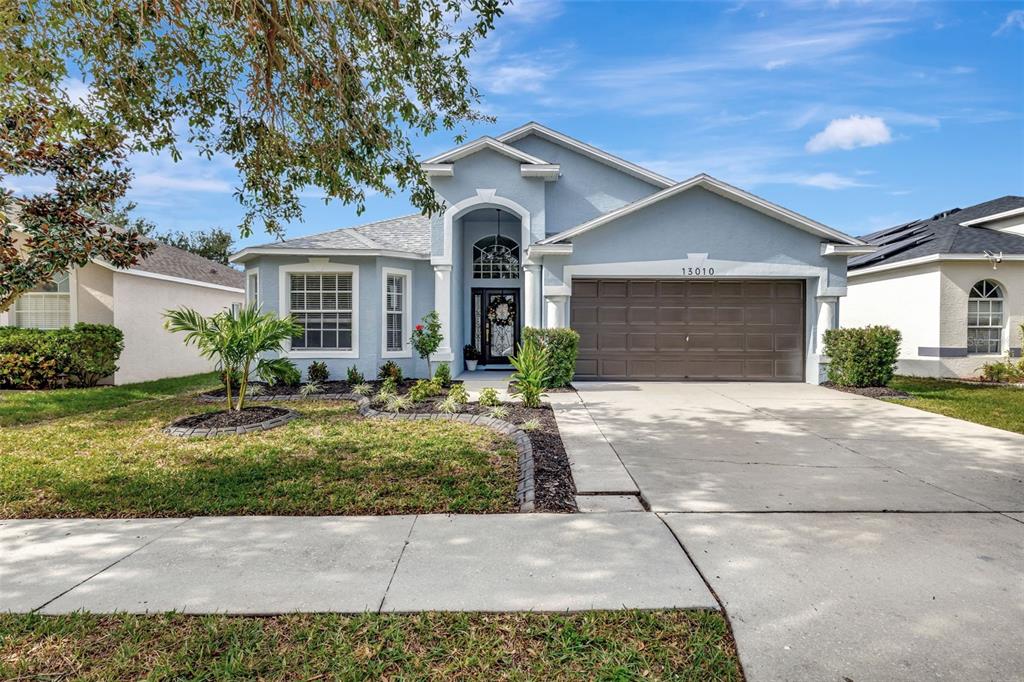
[435,189,532,267]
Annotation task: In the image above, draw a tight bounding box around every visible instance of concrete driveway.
[569,382,1024,681]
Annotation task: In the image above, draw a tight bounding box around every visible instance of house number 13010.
[683,266,715,276]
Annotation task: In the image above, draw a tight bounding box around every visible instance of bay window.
[282,265,358,355]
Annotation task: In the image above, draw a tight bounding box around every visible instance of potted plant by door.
[463,344,481,371]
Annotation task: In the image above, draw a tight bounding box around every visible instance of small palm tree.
[164,304,302,410]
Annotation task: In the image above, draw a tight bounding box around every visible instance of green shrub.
[823,326,902,388]
[448,383,469,405]
[408,379,442,403]
[346,365,364,384]
[433,362,452,387]
[377,360,403,382]
[272,360,302,387]
[0,323,124,388]
[978,358,1024,383]
[307,361,329,383]
[477,387,500,407]
[510,338,549,408]
[522,327,578,388]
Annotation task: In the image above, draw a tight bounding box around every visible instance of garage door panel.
[599,281,628,297]
[774,303,803,326]
[598,332,628,351]
[572,279,805,381]
[629,280,657,297]
[629,306,658,324]
[629,333,658,351]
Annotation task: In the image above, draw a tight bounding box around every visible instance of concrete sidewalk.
[0,513,717,614]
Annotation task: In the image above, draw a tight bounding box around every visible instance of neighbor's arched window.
[473,235,520,279]
[967,280,1004,354]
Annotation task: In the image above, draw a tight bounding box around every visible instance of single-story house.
[232,122,875,384]
[842,196,1024,378]
[2,238,245,384]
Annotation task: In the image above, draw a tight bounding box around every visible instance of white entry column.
[433,264,454,361]
[523,264,541,329]
[544,295,568,329]
[816,295,838,353]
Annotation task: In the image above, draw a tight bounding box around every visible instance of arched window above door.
[473,235,520,279]
[967,279,1004,354]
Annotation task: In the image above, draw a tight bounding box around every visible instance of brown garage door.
[571,279,805,381]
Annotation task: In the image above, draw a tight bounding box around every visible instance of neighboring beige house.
[842,196,1024,378]
[2,239,244,384]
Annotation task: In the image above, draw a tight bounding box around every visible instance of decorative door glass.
[486,292,517,359]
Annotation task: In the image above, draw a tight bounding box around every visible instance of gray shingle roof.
[256,214,430,256]
[850,195,1024,270]
[135,238,246,289]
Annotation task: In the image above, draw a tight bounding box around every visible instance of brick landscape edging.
[163,408,299,438]
[194,389,537,511]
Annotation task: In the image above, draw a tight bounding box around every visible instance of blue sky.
[119,0,1024,247]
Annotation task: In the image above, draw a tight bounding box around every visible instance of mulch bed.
[171,406,291,429]
[376,387,577,513]
[824,383,912,399]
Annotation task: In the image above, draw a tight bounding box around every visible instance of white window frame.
[278,260,359,358]
[967,279,1004,355]
[381,266,412,358]
[11,270,78,329]
[246,270,259,307]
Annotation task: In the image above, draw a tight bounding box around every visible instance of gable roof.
[422,136,550,165]
[849,195,1024,271]
[231,214,430,263]
[539,173,866,246]
[118,238,245,290]
[496,122,675,189]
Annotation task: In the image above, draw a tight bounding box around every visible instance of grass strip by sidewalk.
[888,376,1024,434]
[0,372,220,427]
[0,611,742,681]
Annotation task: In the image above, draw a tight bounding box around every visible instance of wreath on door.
[487,296,516,328]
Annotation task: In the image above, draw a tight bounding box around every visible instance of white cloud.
[132,173,232,193]
[995,10,1024,35]
[480,63,558,94]
[798,172,866,189]
[806,115,892,153]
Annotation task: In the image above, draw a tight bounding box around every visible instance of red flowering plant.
[410,311,443,377]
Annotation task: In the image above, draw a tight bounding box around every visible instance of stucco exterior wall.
[939,261,1023,376]
[844,260,1023,378]
[252,254,433,379]
[539,187,847,383]
[843,263,942,376]
[506,134,662,235]
[75,262,114,325]
[112,273,243,385]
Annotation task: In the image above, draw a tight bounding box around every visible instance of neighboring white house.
[842,196,1024,378]
[2,238,245,384]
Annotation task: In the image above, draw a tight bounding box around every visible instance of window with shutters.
[13,271,72,329]
[381,267,411,357]
[967,280,1004,354]
[286,269,356,351]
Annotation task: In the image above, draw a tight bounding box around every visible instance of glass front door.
[472,288,520,365]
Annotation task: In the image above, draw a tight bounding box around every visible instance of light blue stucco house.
[231,122,875,383]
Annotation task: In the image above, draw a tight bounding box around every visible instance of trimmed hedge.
[522,327,579,388]
[823,325,901,388]
[0,323,124,389]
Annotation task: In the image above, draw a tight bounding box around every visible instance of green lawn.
[0,611,741,681]
[0,394,517,518]
[888,376,1024,434]
[0,372,221,427]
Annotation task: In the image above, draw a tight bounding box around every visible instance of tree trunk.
[236,361,252,411]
